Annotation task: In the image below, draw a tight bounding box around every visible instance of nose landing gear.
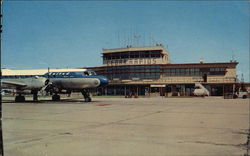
[81,89,92,102]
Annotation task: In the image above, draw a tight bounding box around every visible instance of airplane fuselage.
[1,68,109,102]
[44,71,108,90]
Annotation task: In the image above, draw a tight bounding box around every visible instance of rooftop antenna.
[231,50,235,62]
[117,31,121,48]
[134,34,141,47]
[123,32,127,47]
[143,32,145,46]
[149,33,152,46]
[127,31,130,47]
[150,36,157,46]
[131,27,134,47]
[241,73,244,83]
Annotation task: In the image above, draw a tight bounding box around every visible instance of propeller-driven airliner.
[1,68,108,102]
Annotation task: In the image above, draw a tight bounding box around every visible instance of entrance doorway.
[203,73,207,82]
[150,85,166,96]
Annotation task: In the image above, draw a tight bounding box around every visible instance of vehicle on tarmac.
[235,91,248,99]
[193,82,210,96]
[233,87,248,99]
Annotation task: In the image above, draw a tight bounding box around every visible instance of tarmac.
[2,97,250,156]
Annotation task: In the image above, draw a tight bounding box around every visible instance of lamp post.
[0,0,4,155]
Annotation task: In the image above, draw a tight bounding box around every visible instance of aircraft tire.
[52,95,60,101]
[85,97,91,102]
[15,96,25,102]
[233,94,238,99]
[242,95,247,99]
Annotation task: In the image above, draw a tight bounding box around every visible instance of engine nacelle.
[22,77,48,90]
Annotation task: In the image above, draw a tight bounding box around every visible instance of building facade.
[89,45,238,96]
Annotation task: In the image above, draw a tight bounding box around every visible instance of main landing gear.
[15,91,39,102]
[50,90,91,102]
[52,94,60,101]
[81,89,92,102]
[15,94,25,102]
[32,90,38,101]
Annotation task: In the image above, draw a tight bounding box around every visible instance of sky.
[2,1,249,81]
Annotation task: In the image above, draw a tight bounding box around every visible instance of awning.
[150,85,166,87]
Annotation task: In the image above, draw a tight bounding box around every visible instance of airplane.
[1,68,108,102]
[43,68,109,102]
[2,69,49,102]
[193,82,210,96]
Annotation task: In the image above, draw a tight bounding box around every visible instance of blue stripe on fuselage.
[2,72,109,87]
[44,71,107,79]
[3,72,104,79]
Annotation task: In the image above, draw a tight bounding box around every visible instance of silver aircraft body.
[44,69,108,101]
[2,68,108,102]
[2,77,47,90]
[2,69,49,102]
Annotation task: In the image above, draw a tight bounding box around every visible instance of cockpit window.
[82,71,96,76]
[84,71,89,76]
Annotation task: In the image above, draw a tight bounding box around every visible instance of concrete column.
[105,87,107,96]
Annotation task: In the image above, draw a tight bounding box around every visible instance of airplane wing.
[2,80,27,89]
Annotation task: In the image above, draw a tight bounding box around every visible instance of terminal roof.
[102,46,168,54]
[2,68,87,76]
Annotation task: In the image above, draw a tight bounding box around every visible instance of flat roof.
[87,62,238,69]
[2,68,87,76]
[102,46,168,54]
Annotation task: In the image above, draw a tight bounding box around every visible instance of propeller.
[40,67,52,96]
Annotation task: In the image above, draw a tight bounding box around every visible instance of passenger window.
[91,72,96,75]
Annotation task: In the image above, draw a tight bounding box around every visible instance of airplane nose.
[99,76,109,86]
[45,79,50,85]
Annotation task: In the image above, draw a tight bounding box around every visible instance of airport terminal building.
[89,45,238,96]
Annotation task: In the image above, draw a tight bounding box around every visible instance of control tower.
[102,45,170,66]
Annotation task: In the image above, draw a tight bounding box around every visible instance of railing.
[110,77,236,84]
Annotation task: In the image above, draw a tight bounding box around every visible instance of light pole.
[0,0,4,155]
